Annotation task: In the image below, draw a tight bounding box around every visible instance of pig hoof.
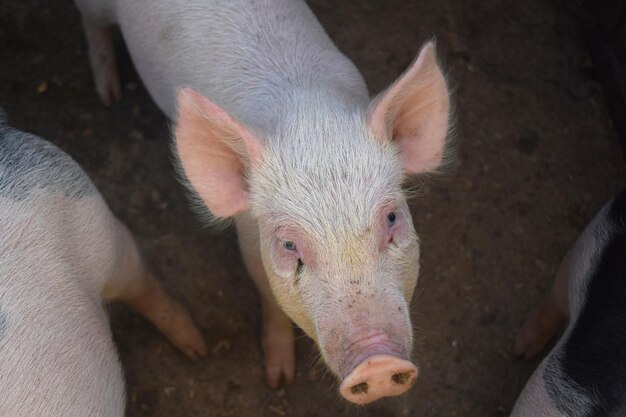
[514,298,566,360]
[265,358,295,388]
[180,333,209,361]
[514,324,547,360]
[94,68,122,106]
[160,308,208,360]
[339,355,418,405]
[128,289,208,360]
[264,344,295,388]
[262,328,295,388]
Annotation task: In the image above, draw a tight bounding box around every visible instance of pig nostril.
[350,382,369,395]
[391,372,410,385]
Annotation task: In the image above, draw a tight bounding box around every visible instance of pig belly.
[0,270,124,417]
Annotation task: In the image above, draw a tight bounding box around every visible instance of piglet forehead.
[258,186,404,245]
[249,114,406,238]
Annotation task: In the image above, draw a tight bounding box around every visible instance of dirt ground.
[1,0,625,416]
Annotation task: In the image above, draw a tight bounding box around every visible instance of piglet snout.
[339,355,418,404]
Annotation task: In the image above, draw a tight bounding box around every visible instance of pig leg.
[80,17,122,105]
[514,249,571,359]
[236,214,295,388]
[102,220,207,360]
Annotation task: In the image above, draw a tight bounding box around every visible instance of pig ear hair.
[173,87,263,226]
[367,40,453,175]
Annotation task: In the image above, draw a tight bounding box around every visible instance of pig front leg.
[236,214,295,388]
[119,270,209,360]
[514,249,571,359]
[80,17,122,105]
[102,220,208,360]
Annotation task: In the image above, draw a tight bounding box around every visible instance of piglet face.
[257,192,420,338]
[250,116,422,403]
[259,197,421,405]
[175,41,450,404]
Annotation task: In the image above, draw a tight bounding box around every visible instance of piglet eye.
[283,241,297,251]
[387,212,397,226]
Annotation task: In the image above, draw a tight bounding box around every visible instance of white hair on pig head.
[250,105,405,249]
[175,41,451,223]
[248,102,415,326]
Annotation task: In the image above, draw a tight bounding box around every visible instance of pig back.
[113,0,368,129]
[0,121,124,291]
[512,191,626,417]
[542,190,626,417]
[0,120,96,200]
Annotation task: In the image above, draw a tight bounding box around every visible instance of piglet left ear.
[367,42,451,174]
[175,87,263,219]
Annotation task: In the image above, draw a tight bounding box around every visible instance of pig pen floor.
[1,1,624,416]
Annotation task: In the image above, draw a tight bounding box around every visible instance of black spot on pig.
[608,189,626,224]
[543,356,595,417]
[545,193,626,417]
[0,122,95,200]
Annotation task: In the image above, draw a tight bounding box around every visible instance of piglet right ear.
[367,42,451,174]
[175,88,263,218]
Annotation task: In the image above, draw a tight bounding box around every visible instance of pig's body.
[0,127,125,416]
[0,118,206,416]
[75,0,368,124]
[76,0,451,403]
[512,190,626,417]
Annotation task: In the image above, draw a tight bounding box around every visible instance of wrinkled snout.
[320,324,417,404]
[315,288,417,404]
[340,354,418,404]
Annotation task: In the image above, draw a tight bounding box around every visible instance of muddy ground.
[1,0,625,416]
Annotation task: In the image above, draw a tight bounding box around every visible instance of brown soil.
[1,0,624,416]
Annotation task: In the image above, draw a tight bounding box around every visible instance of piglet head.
[174,41,451,404]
